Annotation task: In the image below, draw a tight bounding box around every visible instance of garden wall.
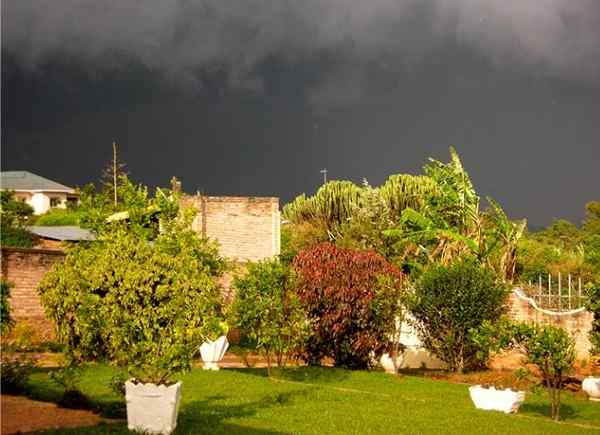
[508,288,593,357]
[0,247,64,339]
[183,195,281,262]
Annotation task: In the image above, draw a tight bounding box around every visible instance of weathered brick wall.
[184,195,280,262]
[508,289,593,357]
[1,247,64,338]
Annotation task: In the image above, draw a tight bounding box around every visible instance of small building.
[0,171,79,215]
[28,225,96,250]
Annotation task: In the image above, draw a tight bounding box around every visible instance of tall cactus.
[378,174,438,217]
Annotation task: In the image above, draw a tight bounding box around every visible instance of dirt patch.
[1,395,117,434]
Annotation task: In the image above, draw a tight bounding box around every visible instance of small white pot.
[469,385,526,414]
[199,335,229,370]
[582,377,600,401]
[125,380,182,435]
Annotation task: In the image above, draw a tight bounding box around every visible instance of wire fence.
[521,273,587,312]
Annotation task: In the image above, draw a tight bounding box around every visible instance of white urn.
[125,381,182,435]
[582,377,600,401]
[469,385,526,414]
[199,335,229,370]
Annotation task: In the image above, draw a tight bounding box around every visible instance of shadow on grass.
[520,402,578,421]
[228,366,351,385]
[37,391,300,434]
[25,367,126,419]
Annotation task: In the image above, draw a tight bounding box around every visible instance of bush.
[1,191,35,248]
[585,282,600,355]
[1,280,13,334]
[410,259,509,373]
[38,211,225,385]
[475,321,575,421]
[33,208,82,226]
[293,242,404,369]
[231,259,308,375]
[0,355,36,394]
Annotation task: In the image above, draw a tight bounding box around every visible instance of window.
[50,197,62,207]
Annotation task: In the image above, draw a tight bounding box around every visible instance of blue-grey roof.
[28,226,95,241]
[1,171,75,193]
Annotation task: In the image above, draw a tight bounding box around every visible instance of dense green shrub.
[231,259,308,375]
[38,210,225,385]
[585,282,600,355]
[0,191,35,248]
[0,355,36,394]
[1,280,13,334]
[410,259,509,372]
[475,321,575,421]
[33,208,82,226]
[293,242,404,369]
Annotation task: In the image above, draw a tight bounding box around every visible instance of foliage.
[410,259,509,373]
[385,148,526,280]
[585,282,600,355]
[293,242,405,369]
[1,280,13,334]
[0,354,36,394]
[0,190,35,247]
[336,179,396,258]
[38,203,226,385]
[515,201,600,284]
[474,320,576,421]
[231,259,309,374]
[33,208,83,226]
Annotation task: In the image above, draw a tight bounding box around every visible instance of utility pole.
[112,141,118,206]
[320,168,328,184]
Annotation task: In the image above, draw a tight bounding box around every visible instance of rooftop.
[28,226,95,241]
[0,171,75,193]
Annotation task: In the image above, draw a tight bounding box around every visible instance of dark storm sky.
[2,1,600,227]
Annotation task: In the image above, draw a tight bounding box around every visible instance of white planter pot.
[582,377,600,401]
[199,335,229,370]
[469,385,526,414]
[125,381,182,435]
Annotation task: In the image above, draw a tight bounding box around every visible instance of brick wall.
[1,247,64,338]
[508,289,593,357]
[184,195,280,262]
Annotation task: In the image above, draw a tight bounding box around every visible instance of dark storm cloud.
[4,0,600,104]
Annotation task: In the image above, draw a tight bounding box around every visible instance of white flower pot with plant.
[582,377,600,401]
[37,213,228,435]
[199,320,229,370]
[126,381,182,434]
[469,385,526,413]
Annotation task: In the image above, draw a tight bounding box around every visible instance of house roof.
[0,171,75,193]
[28,226,96,241]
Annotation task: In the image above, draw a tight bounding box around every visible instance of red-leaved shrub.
[293,242,404,368]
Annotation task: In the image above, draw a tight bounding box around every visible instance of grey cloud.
[3,0,600,96]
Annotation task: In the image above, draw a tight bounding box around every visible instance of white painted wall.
[27,192,67,215]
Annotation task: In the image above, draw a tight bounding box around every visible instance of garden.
[1,148,599,434]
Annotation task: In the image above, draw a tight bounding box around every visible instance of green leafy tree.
[0,191,35,247]
[231,259,308,375]
[474,321,576,421]
[1,280,13,334]
[410,259,509,373]
[38,202,225,385]
[585,282,600,355]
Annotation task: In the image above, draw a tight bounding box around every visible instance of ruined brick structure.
[1,247,64,339]
[183,195,281,262]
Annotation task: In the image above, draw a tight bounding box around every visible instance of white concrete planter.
[199,335,229,370]
[582,377,600,401]
[469,385,526,414]
[125,381,182,435]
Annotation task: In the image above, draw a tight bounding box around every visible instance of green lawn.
[24,365,600,434]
